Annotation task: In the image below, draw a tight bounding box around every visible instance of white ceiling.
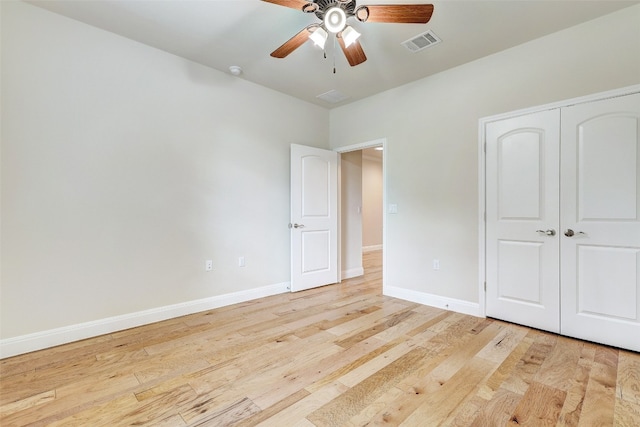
[27,0,639,108]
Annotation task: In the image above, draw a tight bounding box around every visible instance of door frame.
[478,84,640,318]
[334,138,387,286]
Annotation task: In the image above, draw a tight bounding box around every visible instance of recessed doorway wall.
[362,147,383,253]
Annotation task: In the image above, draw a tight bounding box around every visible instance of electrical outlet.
[205,260,213,271]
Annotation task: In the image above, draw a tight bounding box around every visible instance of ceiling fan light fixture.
[342,25,361,47]
[309,26,328,49]
[354,5,369,22]
[302,3,318,13]
[324,6,346,33]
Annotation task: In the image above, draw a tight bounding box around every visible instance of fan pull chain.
[333,36,336,74]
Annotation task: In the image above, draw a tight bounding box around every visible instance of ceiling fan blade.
[271,26,314,58]
[337,36,367,67]
[355,4,434,24]
[261,0,318,13]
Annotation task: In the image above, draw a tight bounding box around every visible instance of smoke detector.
[229,65,243,76]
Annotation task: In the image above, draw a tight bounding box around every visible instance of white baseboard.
[362,245,382,253]
[342,267,364,280]
[383,285,482,317]
[0,282,290,359]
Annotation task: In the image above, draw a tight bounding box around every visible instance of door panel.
[302,156,330,216]
[560,93,640,351]
[578,114,638,220]
[577,246,638,321]
[290,144,338,292]
[302,230,331,273]
[498,131,544,219]
[497,240,543,304]
[486,109,560,333]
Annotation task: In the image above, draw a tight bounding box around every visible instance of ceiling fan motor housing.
[314,0,356,20]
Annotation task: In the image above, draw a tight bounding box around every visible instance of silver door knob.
[536,229,556,236]
[564,229,585,237]
[292,223,305,229]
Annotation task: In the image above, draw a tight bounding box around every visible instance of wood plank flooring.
[1,251,639,426]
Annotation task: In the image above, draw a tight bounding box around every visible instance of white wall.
[0,2,329,348]
[340,151,363,278]
[330,5,640,308]
[362,154,382,249]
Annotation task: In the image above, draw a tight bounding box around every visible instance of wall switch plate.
[238,256,245,267]
[205,260,213,271]
[388,204,398,214]
[433,259,440,270]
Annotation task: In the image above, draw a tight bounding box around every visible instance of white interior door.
[485,109,561,333]
[560,93,640,351]
[290,144,338,292]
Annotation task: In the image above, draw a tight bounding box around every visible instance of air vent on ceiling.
[317,89,350,104]
[401,30,441,53]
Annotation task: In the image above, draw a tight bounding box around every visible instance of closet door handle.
[536,229,556,236]
[564,229,585,237]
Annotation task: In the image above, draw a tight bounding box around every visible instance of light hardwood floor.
[1,251,639,426]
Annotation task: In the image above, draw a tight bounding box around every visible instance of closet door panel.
[486,109,560,333]
[560,92,640,352]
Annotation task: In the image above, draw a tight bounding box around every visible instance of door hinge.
[483,142,487,153]
[484,281,487,292]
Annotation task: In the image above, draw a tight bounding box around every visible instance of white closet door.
[486,109,561,333]
[560,93,640,351]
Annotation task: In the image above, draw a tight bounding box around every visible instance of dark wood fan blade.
[271,27,312,58]
[261,0,317,13]
[355,4,434,23]
[337,36,367,66]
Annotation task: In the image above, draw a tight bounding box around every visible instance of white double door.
[486,93,640,351]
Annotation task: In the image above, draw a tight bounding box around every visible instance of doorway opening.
[336,139,386,285]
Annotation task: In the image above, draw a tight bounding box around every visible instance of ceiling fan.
[262,0,434,66]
